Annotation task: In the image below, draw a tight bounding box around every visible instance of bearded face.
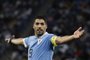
[33,19,47,37]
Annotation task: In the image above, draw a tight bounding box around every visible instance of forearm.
[56,35,75,44]
[10,38,23,45]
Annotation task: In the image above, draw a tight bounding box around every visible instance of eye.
[41,23,44,25]
[36,23,39,25]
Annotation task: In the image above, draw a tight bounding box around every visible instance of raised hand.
[73,27,85,38]
[5,35,15,43]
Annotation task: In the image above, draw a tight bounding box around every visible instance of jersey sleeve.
[23,37,30,48]
[50,35,58,47]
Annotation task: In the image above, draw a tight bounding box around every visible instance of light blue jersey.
[23,32,55,60]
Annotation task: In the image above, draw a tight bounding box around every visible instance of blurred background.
[0,0,90,60]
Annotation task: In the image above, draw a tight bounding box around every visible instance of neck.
[35,33,42,38]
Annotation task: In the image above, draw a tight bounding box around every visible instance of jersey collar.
[35,32,48,39]
[37,32,48,44]
[40,32,48,38]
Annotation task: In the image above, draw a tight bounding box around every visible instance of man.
[6,16,84,60]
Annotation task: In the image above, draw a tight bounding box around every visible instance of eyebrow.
[35,22,45,23]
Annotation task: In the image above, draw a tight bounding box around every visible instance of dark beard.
[37,29,44,37]
[37,34,43,37]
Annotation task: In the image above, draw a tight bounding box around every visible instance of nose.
[38,24,42,28]
[37,25,42,30]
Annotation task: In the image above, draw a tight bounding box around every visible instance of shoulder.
[47,32,58,46]
[45,32,55,40]
[27,35,35,38]
[24,35,36,41]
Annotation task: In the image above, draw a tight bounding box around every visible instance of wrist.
[9,38,12,43]
[71,35,75,39]
[9,37,13,43]
[9,35,15,43]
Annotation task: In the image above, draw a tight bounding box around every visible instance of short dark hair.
[34,16,47,24]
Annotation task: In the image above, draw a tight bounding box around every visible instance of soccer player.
[6,16,84,60]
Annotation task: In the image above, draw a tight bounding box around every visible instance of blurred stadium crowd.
[0,0,90,60]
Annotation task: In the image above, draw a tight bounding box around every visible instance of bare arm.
[5,36,24,45]
[52,27,85,46]
[56,35,74,44]
[10,38,24,45]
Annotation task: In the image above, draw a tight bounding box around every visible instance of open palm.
[73,27,84,38]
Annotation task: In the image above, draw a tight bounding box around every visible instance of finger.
[77,27,82,31]
[5,38,10,43]
[79,30,85,36]
[81,30,85,33]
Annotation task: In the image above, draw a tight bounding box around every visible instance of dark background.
[0,0,90,60]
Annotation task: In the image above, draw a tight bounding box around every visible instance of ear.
[46,24,47,29]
